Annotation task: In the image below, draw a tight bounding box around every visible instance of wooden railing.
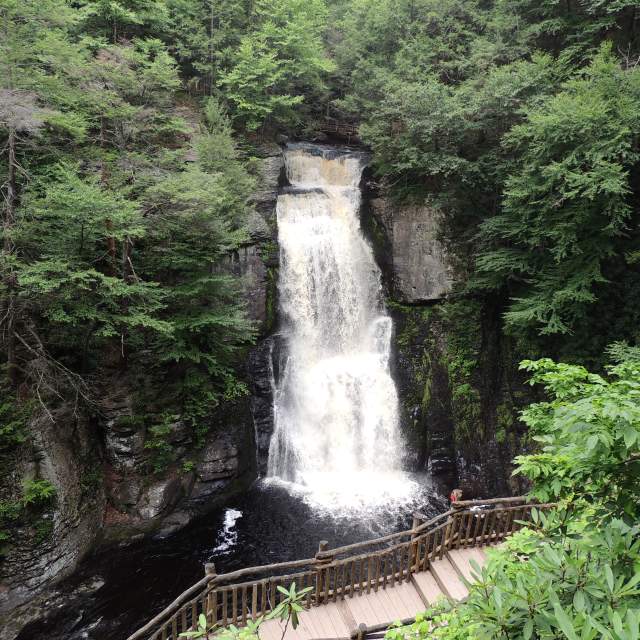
[127,497,552,640]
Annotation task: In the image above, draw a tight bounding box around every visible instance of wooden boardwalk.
[128,498,552,640]
[257,547,486,640]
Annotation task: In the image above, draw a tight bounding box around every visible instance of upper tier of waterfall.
[267,144,418,512]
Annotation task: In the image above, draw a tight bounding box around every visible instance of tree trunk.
[119,236,133,368]
[3,128,18,386]
[100,158,117,275]
[209,0,215,95]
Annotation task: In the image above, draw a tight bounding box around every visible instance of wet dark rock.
[197,441,239,482]
[226,244,269,326]
[137,477,185,520]
[251,145,285,220]
[248,336,284,474]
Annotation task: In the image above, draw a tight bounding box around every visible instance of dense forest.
[1,0,640,638]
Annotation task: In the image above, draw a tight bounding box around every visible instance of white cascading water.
[267,144,418,513]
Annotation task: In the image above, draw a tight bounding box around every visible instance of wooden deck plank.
[370,588,398,623]
[348,592,380,626]
[257,618,282,640]
[347,588,393,627]
[469,546,487,567]
[381,581,424,621]
[363,588,396,625]
[257,599,352,640]
[447,548,480,583]
[222,557,486,640]
[312,604,342,639]
[323,602,351,639]
[430,557,470,601]
[411,571,446,606]
[398,582,427,619]
[337,598,357,633]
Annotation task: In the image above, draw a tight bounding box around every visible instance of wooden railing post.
[315,541,332,605]
[410,514,421,573]
[204,563,218,629]
[450,504,465,549]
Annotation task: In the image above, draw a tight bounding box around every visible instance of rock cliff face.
[369,198,454,303]
[96,144,284,543]
[0,404,104,626]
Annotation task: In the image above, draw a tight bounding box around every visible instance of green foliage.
[140,98,256,406]
[393,513,640,640]
[0,477,56,550]
[21,479,56,508]
[1,0,257,457]
[515,355,640,517]
[386,350,640,640]
[218,0,334,130]
[476,46,640,335]
[0,395,31,451]
[144,413,179,474]
[335,0,640,348]
[16,165,170,346]
[268,582,313,631]
[181,460,195,473]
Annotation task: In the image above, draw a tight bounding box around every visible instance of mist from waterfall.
[266,144,418,513]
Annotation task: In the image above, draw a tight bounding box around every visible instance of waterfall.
[267,144,416,511]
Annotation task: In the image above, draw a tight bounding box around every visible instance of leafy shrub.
[21,479,56,509]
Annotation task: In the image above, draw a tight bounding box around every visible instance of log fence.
[127,497,552,640]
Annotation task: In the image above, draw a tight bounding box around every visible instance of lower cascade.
[267,144,417,511]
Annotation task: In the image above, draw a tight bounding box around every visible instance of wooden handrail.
[451,496,529,508]
[315,510,454,559]
[211,558,317,585]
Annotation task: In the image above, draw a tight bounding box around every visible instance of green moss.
[33,518,54,544]
[181,460,195,473]
[367,214,389,256]
[440,300,483,441]
[496,402,514,430]
[81,468,103,494]
[114,414,146,430]
[260,240,278,261]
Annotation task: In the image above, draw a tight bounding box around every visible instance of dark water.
[17,475,445,640]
